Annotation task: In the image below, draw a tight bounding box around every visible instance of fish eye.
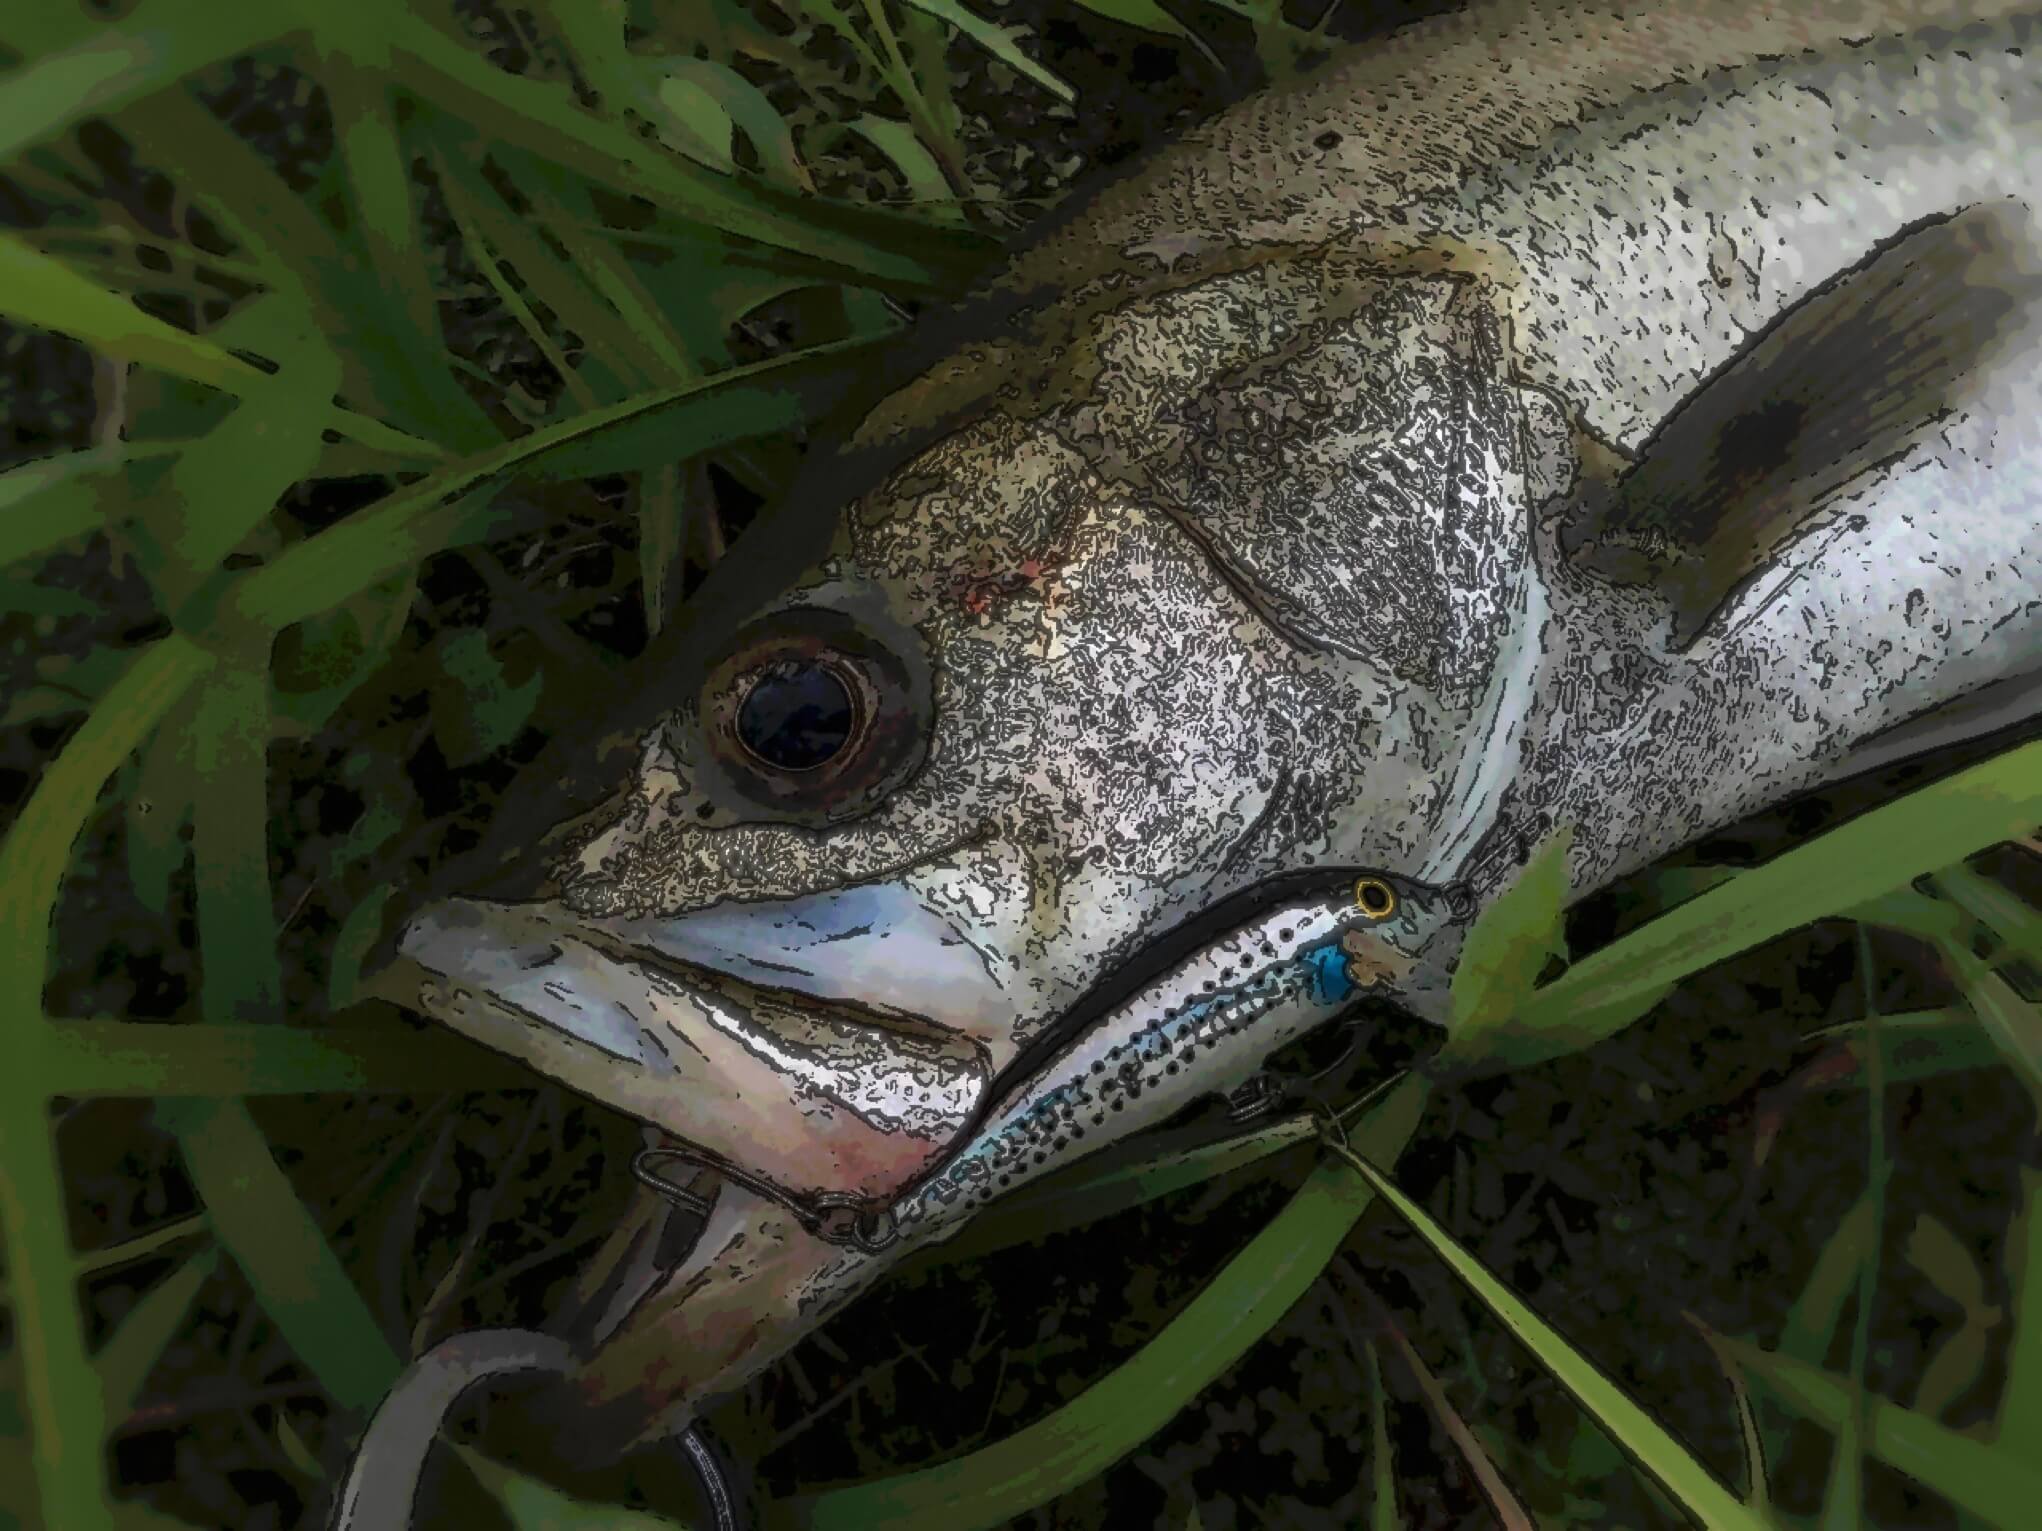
[1353,876,1398,919]
[695,604,930,822]
[734,658,860,772]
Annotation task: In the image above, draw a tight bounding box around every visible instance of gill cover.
[856,242,1544,708]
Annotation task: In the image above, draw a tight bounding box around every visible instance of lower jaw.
[499,1186,895,1469]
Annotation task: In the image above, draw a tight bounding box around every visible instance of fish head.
[393,243,1553,1213]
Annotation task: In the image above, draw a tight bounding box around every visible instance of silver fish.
[349,0,2042,1507]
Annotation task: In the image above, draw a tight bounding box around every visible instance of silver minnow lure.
[338,0,2042,1518]
[885,881,1395,1245]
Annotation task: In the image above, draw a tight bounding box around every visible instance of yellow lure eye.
[1352,876,1397,919]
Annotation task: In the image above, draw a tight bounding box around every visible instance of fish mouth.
[394,883,1004,1209]
[392,866,1458,1214]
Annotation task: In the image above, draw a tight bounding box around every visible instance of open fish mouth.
[393,865,1461,1223]
[395,879,1007,1211]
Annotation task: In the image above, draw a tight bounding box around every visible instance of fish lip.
[393,893,995,1207]
[396,874,1019,1060]
[566,919,971,1051]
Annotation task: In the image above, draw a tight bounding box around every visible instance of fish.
[339,0,2042,1517]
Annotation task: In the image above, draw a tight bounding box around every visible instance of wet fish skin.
[371,0,2042,1482]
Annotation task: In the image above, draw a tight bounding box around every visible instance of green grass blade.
[1512,740,2042,1047]
[1804,1008,1997,1076]
[894,0,1075,104]
[0,1050,113,1531]
[0,233,264,393]
[0,447,179,569]
[0,636,215,1018]
[37,1019,532,1096]
[1933,937,2042,1103]
[0,0,296,163]
[441,188,600,409]
[482,148,742,367]
[1846,885,1974,947]
[1317,1138,1767,1531]
[649,63,741,173]
[189,655,282,1022]
[378,7,986,293]
[518,374,819,484]
[104,87,482,455]
[153,297,340,613]
[660,57,813,192]
[219,339,875,633]
[326,888,396,1011]
[226,482,512,636]
[1362,1338,1397,1530]
[1827,929,1888,1531]
[639,463,686,636]
[1066,0,1197,41]
[522,0,638,113]
[1780,1193,1873,1367]
[0,636,214,1531]
[1904,1214,1999,1421]
[1688,1319,1772,1515]
[0,574,103,621]
[73,1215,209,1279]
[786,1076,1432,1531]
[1935,863,2042,973]
[94,1247,221,1423]
[96,89,321,292]
[313,37,460,393]
[1443,824,1572,1064]
[2000,1168,2042,1450]
[1819,1404,1864,1531]
[427,142,621,406]
[845,115,959,207]
[1712,1333,2042,1525]
[522,187,700,380]
[124,688,200,917]
[0,234,441,461]
[156,1099,402,1412]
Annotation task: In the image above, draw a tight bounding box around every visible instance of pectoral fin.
[1566,199,2042,646]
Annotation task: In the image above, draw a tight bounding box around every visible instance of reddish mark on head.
[946,549,1066,618]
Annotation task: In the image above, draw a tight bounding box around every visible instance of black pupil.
[736,660,855,771]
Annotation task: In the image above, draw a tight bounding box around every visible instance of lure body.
[355,0,2042,1496]
[886,886,1388,1244]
